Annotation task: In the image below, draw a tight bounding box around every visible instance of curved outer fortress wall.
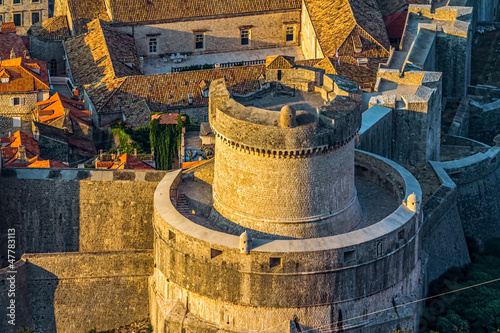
[150,65,425,332]
[209,78,363,238]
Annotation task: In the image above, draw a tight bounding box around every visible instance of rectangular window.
[203,115,209,122]
[286,26,295,42]
[240,29,250,46]
[13,97,20,105]
[31,12,40,24]
[195,33,204,50]
[13,13,22,26]
[13,0,21,4]
[269,257,282,268]
[0,14,3,22]
[13,117,21,127]
[32,0,40,2]
[1,78,8,84]
[149,38,157,54]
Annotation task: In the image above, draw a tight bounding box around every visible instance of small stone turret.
[280,105,296,128]
[239,231,251,254]
[404,192,419,212]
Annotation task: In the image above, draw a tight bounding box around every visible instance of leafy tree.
[149,114,188,170]
[436,311,469,333]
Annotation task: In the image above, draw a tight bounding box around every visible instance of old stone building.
[28,15,71,77]
[0,55,50,137]
[33,92,96,165]
[0,0,49,35]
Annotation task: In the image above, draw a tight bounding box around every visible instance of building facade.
[0,0,49,35]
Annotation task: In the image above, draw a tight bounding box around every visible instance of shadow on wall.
[0,170,81,267]
[25,261,59,333]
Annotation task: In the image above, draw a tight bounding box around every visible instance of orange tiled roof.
[65,19,142,87]
[0,57,50,92]
[1,22,16,34]
[103,0,301,23]
[28,160,69,168]
[1,131,41,167]
[85,65,264,127]
[304,0,390,58]
[67,0,110,35]
[35,92,93,127]
[29,16,71,40]
[96,153,154,170]
[0,34,28,61]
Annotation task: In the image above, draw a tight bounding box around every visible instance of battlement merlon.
[208,78,362,152]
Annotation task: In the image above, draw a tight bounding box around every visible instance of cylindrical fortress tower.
[209,78,363,238]
[150,71,424,333]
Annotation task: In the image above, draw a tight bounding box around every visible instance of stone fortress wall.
[0,168,165,333]
[150,149,425,332]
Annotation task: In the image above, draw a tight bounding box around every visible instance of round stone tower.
[209,79,363,238]
[150,74,424,333]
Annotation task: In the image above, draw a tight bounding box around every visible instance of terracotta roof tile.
[96,153,154,170]
[265,55,296,69]
[28,160,69,168]
[1,131,41,166]
[0,34,28,60]
[29,16,71,40]
[85,65,264,127]
[1,23,16,34]
[65,19,142,87]
[35,93,93,127]
[67,0,110,35]
[104,0,301,23]
[0,57,50,92]
[304,0,390,58]
[314,56,386,90]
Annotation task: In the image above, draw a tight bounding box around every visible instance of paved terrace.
[143,46,304,75]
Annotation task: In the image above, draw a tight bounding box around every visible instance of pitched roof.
[96,153,154,170]
[0,34,28,60]
[304,0,390,58]
[67,0,110,35]
[0,57,50,92]
[1,22,16,34]
[313,56,385,90]
[35,93,93,127]
[29,16,71,40]
[28,160,69,168]
[103,0,301,24]
[1,131,41,167]
[265,55,296,69]
[151,113,179,125]
[65,19,142,88]
[85,65,264,127]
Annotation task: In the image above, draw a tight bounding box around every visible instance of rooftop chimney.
[23,50,30,59]
[10,48,16,59]
[17,145,27,162]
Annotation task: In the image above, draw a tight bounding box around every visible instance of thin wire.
[296,276,500,333]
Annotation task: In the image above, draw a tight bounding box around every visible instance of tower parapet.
[209,77,363,238]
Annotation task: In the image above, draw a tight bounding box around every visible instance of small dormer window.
[1,77,8,84]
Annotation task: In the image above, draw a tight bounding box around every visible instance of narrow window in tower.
[168,230,176,242]
[344,250,356,263]
[270,257,282,268]
[210,248,222,258]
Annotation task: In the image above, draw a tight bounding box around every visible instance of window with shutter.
[21,97,25,105]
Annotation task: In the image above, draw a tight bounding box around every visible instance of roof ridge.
[93,19,117,81]
[16,59,50,90]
